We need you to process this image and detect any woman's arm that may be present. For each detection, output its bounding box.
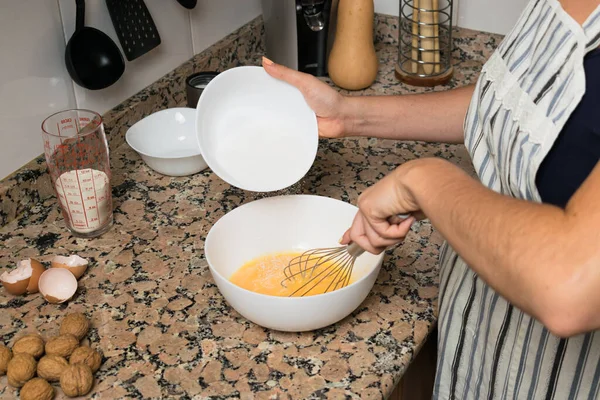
[346,158,600,338]
[262,57,472,144]
[343,85,474,144]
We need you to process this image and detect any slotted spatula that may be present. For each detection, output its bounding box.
[105,0,161,61]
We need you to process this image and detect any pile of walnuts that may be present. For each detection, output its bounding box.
[0,312,103,400]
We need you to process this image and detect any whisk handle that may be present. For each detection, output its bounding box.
[388,213,411,224]
[347,242,365,258]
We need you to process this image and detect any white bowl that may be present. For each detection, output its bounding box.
[196,66,318,192]
[126,107,208,176]
[205,195,384,332]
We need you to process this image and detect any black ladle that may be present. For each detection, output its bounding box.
[176,0,197,9]
[65,0,125,90]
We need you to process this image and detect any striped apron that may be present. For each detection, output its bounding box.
[433,1,600,399]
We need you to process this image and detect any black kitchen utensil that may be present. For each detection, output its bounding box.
[65,0,125,90]
[105,0,161,61]
[176,0,197,9]
[186,71,219,108]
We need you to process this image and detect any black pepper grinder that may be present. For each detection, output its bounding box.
[185,72,219,108]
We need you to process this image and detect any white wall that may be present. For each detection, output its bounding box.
[374,0,530,35]
[454,0,529,35]
[0,0,261,179]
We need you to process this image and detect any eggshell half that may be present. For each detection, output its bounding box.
[51,255,88,280]
[0,259,45,295]
[1,277,28,295]
[27,259,45,293]
[38,268,77,304]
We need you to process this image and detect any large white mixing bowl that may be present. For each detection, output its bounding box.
[205,195,384,332]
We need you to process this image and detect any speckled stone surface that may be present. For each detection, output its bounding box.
[0,15,503,399]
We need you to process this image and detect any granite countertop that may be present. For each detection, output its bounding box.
[0,16,502,399]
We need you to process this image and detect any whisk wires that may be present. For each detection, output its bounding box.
[281,246,357,297]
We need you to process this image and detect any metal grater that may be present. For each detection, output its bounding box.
[105,0,161,61]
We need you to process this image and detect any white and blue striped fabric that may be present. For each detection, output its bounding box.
[433,0,600,398]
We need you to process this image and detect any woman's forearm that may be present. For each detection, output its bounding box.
[402,158,600,337]
[343,84,474,144]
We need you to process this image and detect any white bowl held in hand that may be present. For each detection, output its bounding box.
[196,66,318,192]
[126,107,208,176]
[204,195,384,332]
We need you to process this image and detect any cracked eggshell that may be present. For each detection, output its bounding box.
[51,255,88,280]
[38,268,77,304]
[0,259,45,295]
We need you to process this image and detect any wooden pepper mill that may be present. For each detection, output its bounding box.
[327,0,378,90]
[395,0,454,87]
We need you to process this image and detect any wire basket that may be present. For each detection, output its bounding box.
[395,0,454,86]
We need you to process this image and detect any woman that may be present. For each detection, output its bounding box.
[263,0,600,398]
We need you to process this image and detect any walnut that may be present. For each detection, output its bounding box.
[45,334,78,358]
[60,313,90,341]
[12,334,45,359]
[0,344,12,375]
[37,354,68,382]
[60,364,94,398]
[6,353,36,388]
[69,346,102,373]
[19,378,54,400]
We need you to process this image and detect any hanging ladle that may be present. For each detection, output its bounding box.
[65,0,125,90]
[176,0,197,9]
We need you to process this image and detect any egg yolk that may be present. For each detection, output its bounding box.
[229,251,357,297]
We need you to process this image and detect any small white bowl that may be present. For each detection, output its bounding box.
[196,66,318,192]
[205,195,384,332]
[126,107,208,176]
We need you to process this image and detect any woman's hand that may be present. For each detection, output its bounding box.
[340,160,426,254]
[262,57,349,139]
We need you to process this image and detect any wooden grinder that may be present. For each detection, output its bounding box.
[395,0,454,87]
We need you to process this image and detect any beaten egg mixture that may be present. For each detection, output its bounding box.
[229,251,356,297]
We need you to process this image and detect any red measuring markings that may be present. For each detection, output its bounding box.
[91,171,102,224]
[50,142,97,170]
[54,167,110,232]
[75,169,89,229]
[56,176,75,226]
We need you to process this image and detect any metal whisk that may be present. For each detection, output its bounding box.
[281,214,411,297]
[281,243,365,297]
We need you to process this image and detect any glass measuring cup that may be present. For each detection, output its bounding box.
[41,109,113,238]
